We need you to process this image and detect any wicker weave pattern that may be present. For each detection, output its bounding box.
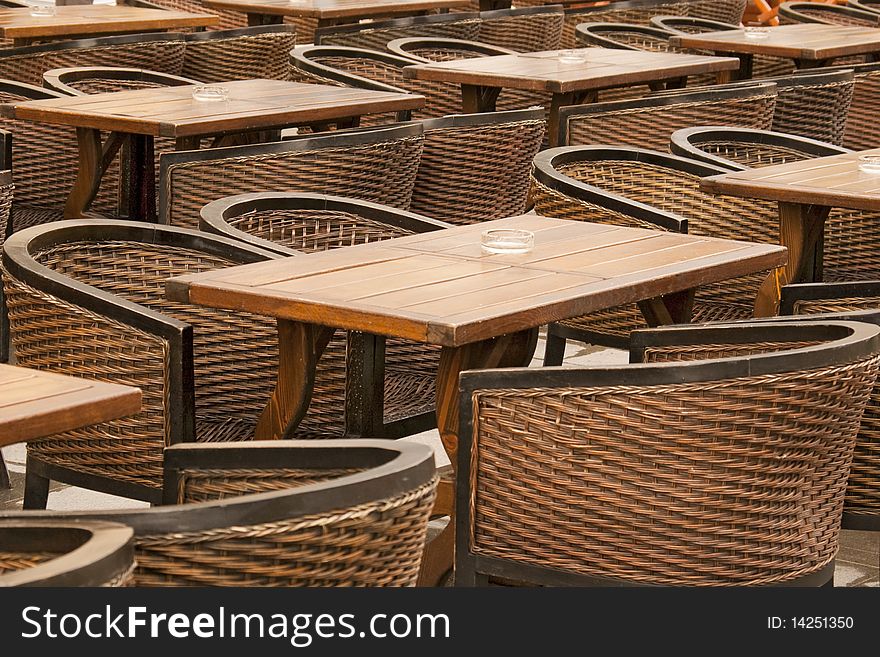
[469,356,879,585]
[694,140,817,168]
[133,0,248,30]
[564,92,776,148]
[0,40,186,86]
[842,69,880,150]
[0,551,57,575]
[177,466,368,502]
[531,179,667,231]
[164,135,424,229]
[411,119,545,225]
[689,0,747,24]
[562,3,691,48]
[318,19,481,50]
[771,79,854,146]
[133,477,438,586]
[182,31,298,82]
[477,12,564,52]
[66,78,172,94]
[0,182,12,249]
[641,340,821,362]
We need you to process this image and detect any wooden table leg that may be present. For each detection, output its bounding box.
[637,288,696,327]
[248,12,282,26]
[754,201,829,317]
[126,134,157,223]
[254,319,336,441]
[417,328,539,587]
[64,127,103,219]
[460,84,501,114]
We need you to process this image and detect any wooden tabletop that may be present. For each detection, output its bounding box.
[201,0,472,19]
[0,363,141,448]
[166,215,787,347]
[402,48,740,94]
[670,23,880,62]
[0,5,218,40]
[702,148,880,211]
[0,79,425,138]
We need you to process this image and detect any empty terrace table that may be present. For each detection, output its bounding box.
[201,0,473,27]
[0,5,219,47]
[0,79,424,222]
[402,48,740,146]
[0,363,141,488]
[670,23,880,79]
[166,213,787,586]
[702,148,880,316]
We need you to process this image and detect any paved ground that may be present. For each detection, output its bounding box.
[2,336,877,586]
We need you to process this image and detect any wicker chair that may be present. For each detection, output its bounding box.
[811,61,880,150]
[0,520,135,587]
[42,66,200,95]
[455,319,880,586]
[477,5,564,52]
[779,282,880,533]
[0,168,12,366]
[562,0,696,48]
[411,109,546,225]
[314,12,482,50]
[530,146,779,354]
[778,1,880,27]
[290,45,463,119]
[575,21,688,51]
[1,440,438,586]
[158,123,425,229]
[182,25,297,82]
[0,220,290,506]
[0,33,187,87]
[557,81,777,149]
[198,191,450,440]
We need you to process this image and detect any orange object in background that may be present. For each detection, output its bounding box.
[745,0,849,26]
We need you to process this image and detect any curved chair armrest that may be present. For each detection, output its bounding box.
[290,45,415,94]
[780,280,880,315]
[43,67,202,96]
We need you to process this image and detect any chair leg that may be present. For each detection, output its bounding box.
[23,458,49,510]
[543,329,566,366]
[0,453,9,489]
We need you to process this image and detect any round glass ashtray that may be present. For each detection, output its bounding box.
[28,4,56,16]
[481,229,535,255]
[557,49,587,64]
[192,85,229,102]
[743,26,771,40]
[858,155,880,174]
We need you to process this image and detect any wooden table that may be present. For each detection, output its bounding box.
[702,148,880,316]
[402,48,740,146]
[201,0,473,27]
[0,5,218,46]
[166,214,787,585]
[670,23,880,79]
[0,79,424,223]
[0,363,141,488]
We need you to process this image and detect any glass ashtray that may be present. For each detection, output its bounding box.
[28,4,56,16]
[557,49,587,64]
[743,26,771,39]
[858,154,880,174]
[192,85,229,102]
[481,229,535,255]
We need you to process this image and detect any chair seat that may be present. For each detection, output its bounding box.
[384,368,436,424]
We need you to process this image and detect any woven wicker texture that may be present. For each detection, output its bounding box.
[176,466,368,502]
[0,550,57,575]
[133,475,438,586]
[688,0,747,24]
[0,181,12,251]
[563,90,776,149]
[317,18,481,50]
[561,2,691,48]
[182,31,298,82]
[468,354,879,585]
[842,68,880,150]
[0,39,186,87]
[477,11,564,51]
[62,77,174,94]
[410,118,545,225]
[164,134,424,229]
[769,77,854,146]
[779,3,880,26]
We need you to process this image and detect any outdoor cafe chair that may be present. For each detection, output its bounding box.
[778,1,880,27]
[42,66,200,95]
[530,145,778,354]
[1,440,438,586]
[181,24,297,82]
[314,11,481,51]
[476,4,564,52]
[455,319,880,586]
[0,520,135,587]
[806,61,880,150]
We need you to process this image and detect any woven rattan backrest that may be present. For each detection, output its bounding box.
[562,0,691,47]
[411,111,546,224]
[315,14,481,50]
[688,0,747,24]
[459,320,880,585]
[576,23,677,51]
[387,37,513,62]
[560,83,777,149]
[182,26,298,82]
[0,34,187,87]
[42,67,200,95]
[763,70,855,146]
[778,1,880,26]
[650,15,739,33]
[838,63,880,150]
[159,125,425,229]
[127,0,247,29]
[477,6,564,52]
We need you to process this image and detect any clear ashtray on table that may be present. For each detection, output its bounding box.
[192,85,230,102]
[481,229,535,255]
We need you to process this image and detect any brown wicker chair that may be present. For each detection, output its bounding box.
[290,44,463,119]
[1,440,438,587]
[411,109,546,225]
[811,61,880,150]
[561,0,694,48]
[158,123,425,229]
[477,5,564,52]
[530,146,779,355]
[198,191,450,440]
[314,12,482,50]
[778,1,880,27]
[42,66,201,95]
[455,319,880,586]
[0,32,187,86]
[557,81,777,148]
[182,25,297,82]
[1,220,288,506]
[0,520,135,587]
[0,167,12,366]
